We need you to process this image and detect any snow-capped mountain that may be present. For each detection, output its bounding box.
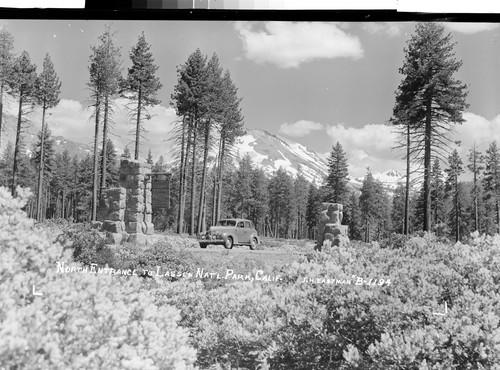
[231,129,328,185]
[0,116,92,159]
[0,115,403,195]
[349,169,405,195]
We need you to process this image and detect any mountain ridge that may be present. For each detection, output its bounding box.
[1,121,403,195]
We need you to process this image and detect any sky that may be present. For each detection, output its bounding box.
[1,19,500,177]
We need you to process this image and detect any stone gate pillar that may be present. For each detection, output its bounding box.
[315,202,349,251]
[120,159,154,241]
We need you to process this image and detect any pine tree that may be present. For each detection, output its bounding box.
[197,54,224,235]
[359,170,390,242]
[146,148,154,165]
[0,140,13,187]
[7,51,37,196]
[122,32,162,160]
[122,146,131,159]
[483,141,500,234]
[467,143,484,232]
[33,128,55,217]
[153,155,166,173]
[235,154,253,218]
[445,149,464,242]
[0,28,14,148]
[306,183,322,240]
[87,28,122,220]
[34,53,61,220]
[326,141,349,203]
[268,167,295,238]
[75,154,94,222]
[213,71,244,225]
[99,139,119,188]
[392,183,406,234]
[96,27,122,194]
[249,167,269,235]
[294,171,310,239]
[344,190,363,240]
[392,23,469,232]
[171,49,208,235]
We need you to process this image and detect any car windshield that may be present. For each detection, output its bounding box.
[217,220,236,227]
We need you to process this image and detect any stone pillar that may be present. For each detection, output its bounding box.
[315,202,349,251]
[144,175,154,234]
[119,159,154,240]
[97,187,127,244]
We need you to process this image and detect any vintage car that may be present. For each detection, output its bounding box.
[199,218,260,250]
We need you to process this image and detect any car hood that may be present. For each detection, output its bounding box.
[208,226,234,233]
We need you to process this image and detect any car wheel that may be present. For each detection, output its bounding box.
[224,236,233,249]
[249,237,258,250]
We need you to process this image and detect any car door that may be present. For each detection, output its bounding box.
[236,221,249,244]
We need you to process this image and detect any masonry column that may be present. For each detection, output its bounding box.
[120,159,154,242]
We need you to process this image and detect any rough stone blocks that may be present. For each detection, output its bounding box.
[102,220,125,233]
[127,233,148,244]
[316,202,349,251]
[144,222,154,235]
[126,221,143,234]
[106,231,126,245]
[127,212,144,223]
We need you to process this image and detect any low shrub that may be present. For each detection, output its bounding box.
[0,186,197,369]
[62,222,116,268]
[112,240,197,280]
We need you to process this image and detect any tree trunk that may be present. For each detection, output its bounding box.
[61,188,65,219]
[211,168,218,226]
[179,119,193,234]
[455,180,459,242]
[197,121,211,234]
[177,116,186,234]
[36,103,47,220]
[473,152,479,232]
[423,97,432,232]
[0,83,4,148]
[100,95,109,192]
[134,87,142,160]
[216,136,226,223]
[91,102,101,221]
[11,94,23,196]
[189,114,198,235]
[404,123,410,235]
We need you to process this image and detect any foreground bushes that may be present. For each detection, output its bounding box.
[145,234,500,369]
[4,185,499,369]
[0,187,196,369]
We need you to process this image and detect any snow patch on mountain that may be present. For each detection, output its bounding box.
[231,129,328,185]
[349,169,405,195]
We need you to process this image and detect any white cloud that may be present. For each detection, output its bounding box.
[279,120,323,137]
[444,23,499,34]
[234,21,363,68]
[325,122,402,177]
[320,112,500,178]
[29,98,179,161]
[451,112,500,158]
[362,22,402,37]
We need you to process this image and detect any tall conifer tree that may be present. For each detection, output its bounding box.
[122,32,162,160]
[445,149,464,242]
[34,53,61,220]
[483,141,500,234]
[467,143,484,232]
[0,29,14,148]
[326,141,349,203]
[392,23,469,232]
[8,51,37,196]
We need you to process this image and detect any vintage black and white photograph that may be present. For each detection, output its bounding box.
[1,15,500,369]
